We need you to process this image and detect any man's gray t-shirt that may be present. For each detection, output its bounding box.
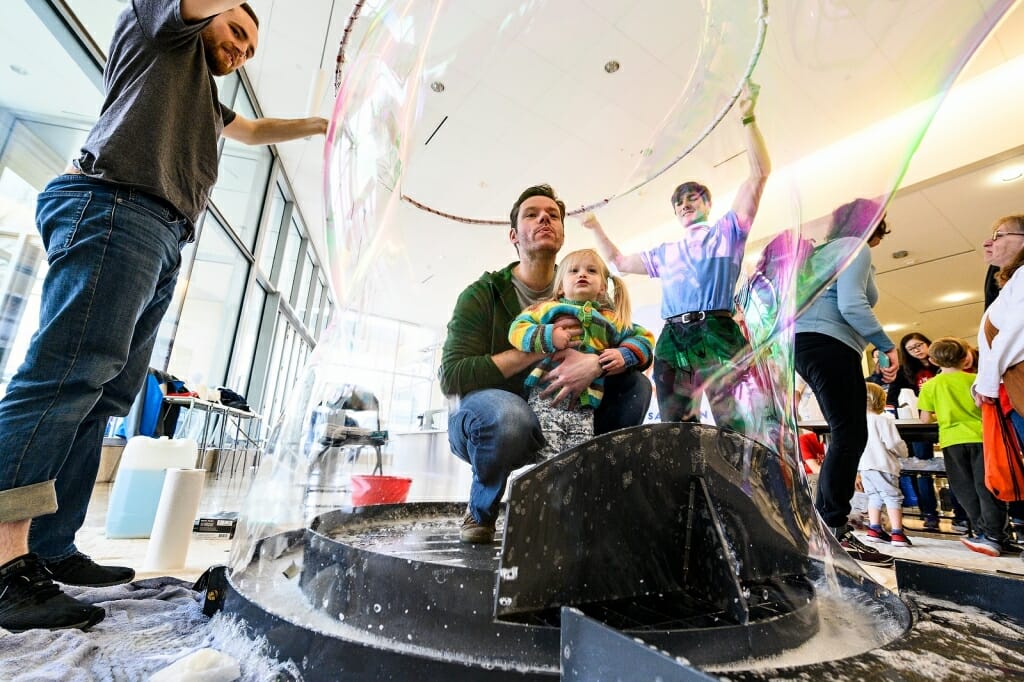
[74,0,236,226]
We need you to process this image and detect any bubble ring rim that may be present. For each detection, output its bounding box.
[331,0,770,225]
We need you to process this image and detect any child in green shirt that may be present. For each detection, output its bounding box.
[918,337,1009,556]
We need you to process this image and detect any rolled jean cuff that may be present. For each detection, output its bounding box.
[0,480,58,522]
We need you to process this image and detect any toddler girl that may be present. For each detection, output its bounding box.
[509,249,654,458]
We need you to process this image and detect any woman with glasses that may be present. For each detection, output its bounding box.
[886,333,948,531]
[975,215,1024,454]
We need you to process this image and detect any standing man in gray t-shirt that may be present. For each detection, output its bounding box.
[0,0,326,632]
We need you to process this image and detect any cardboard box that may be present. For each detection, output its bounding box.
[193,513,238,539]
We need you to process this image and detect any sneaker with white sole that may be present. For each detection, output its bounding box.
[961,535,1001,557]
[890,530,913,547]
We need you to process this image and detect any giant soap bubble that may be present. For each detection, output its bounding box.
[224,0,1016,675]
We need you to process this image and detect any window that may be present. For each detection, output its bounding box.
[309,277,326,333]
[167,214,249,389]
[0,0,101,390]
[295,254,315,318]
[226,283,266,396]
[258,185,287,277]
[209,91,271,250]
[276,217,302,297]
[0,0,351,424]
[62,0,120,56]
[328,310,441,431]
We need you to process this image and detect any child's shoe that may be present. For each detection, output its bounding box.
[864,525,891,544]
[890,530,912,547]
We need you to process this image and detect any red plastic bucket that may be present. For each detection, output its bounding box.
[350,474,412,506]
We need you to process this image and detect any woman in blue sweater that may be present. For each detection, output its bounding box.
[795,199,899,566]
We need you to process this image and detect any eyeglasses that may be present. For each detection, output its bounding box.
[905,342,927,352]
[991,230,1024,241]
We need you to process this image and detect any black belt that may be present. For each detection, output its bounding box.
[666,309,731,324]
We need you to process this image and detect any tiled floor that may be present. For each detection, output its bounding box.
[76,445,1024,589]
[78,441,475,582]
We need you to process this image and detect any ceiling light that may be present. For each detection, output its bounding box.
[430,81,445,93]
[882,323,906,332]
[604,60,620,73]
[999,166,1024,182]
[891,250,908,259]
[939,291,971,303]
[9,64,28,76]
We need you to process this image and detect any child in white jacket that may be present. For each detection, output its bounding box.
[860,382,912,547]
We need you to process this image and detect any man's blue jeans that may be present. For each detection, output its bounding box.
[0,174,189,562]
[448,371,652,524]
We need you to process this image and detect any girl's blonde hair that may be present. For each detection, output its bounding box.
[553,249,632,327]
[865,382,887,414]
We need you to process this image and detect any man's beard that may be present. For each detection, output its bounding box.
[201,31,233,76]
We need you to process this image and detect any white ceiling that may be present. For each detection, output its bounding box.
[242,0,1024,346]
[7,0,1024,347]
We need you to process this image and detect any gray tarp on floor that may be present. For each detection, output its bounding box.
[0,577,298,681]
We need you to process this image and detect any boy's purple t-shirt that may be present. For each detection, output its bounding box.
[640,211,747,319]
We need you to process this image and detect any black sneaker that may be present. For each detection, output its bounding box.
[0,553,105,632]
[831,525,895,567]
[44,552,135,587]
[460,512,496,544]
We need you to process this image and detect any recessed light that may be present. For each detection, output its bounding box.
[939,291,971,303]
[430,81,445,93]
[891,250,908,259]
[999,166,1024,182]
[882,323,906,332]
[604,60,620,74]
[9,64,28,76]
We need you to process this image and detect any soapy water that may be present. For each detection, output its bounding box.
[230,0,1016,664]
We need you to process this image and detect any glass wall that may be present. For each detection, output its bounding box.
[166,213,250,390]
[0,0,451,440]
[258,185,287,276]
[330,311,442,432]
[276,218,303,300]
[208,90,272,252]
[0,1,100,393]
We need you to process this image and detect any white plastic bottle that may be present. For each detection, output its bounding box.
[105,436,198,538]
[897,388,919,420]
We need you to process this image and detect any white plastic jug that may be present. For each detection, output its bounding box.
[896,388,919,420]
[105,436,198,539]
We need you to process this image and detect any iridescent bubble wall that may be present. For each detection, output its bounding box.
[229,0,1014,592]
